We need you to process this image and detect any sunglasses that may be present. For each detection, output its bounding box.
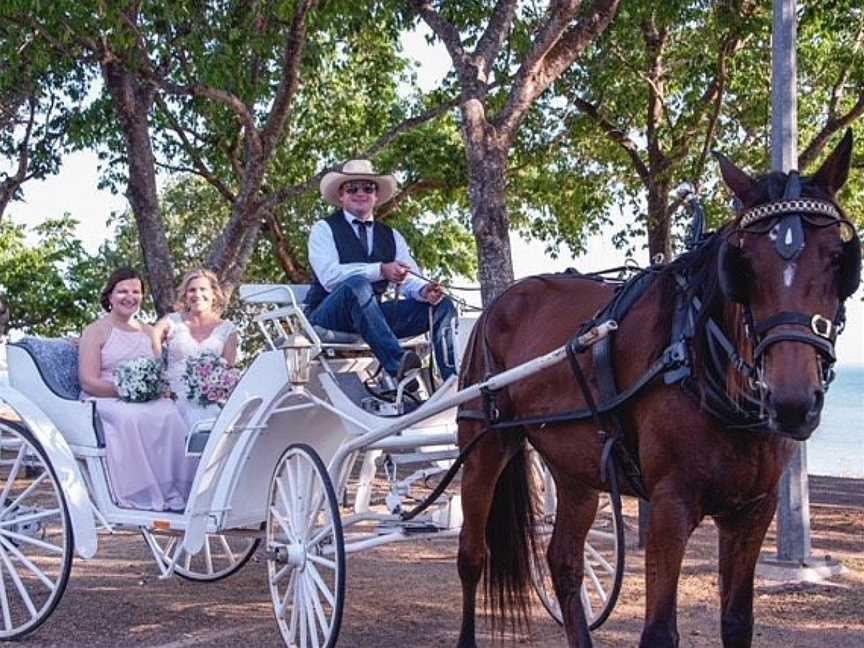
[343,181,378,195]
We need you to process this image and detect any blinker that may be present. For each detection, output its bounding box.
[776,172,805,260]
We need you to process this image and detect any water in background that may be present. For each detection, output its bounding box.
[810,365,864,478]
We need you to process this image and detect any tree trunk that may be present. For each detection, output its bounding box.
[0,297,9,337]
[646,180,672,263]
[462,98,514,305]
[103,60,177,316]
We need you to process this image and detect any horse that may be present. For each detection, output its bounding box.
[454,131,861,648]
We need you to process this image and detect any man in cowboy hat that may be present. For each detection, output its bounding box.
[305,159,457,388]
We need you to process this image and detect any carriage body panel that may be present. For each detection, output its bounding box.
[0,385,98,559]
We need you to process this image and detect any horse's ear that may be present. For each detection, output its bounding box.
[810,129,853,198]
[718,238,749,303]
[713,151,759,205]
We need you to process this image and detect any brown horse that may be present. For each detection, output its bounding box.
[455,132,861,648]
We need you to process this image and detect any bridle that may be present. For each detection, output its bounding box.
[721,171,859,394]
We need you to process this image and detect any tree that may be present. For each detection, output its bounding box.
[409,0,622,302]
[1,1,468,314]
[551,0,864,263]
[0,215,103,335]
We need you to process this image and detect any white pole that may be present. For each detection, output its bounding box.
[771,0,811,564]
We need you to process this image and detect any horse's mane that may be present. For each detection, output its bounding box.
[658,225,755,407]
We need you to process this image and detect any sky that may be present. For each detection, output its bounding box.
[2,27,862,365]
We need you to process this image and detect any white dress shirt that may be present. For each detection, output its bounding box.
[308,210,428,301]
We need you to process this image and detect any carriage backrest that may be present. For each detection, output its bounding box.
[6,337,103,448]
[10,337,81,400]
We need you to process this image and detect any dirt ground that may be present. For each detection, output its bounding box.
[14,476,863,648]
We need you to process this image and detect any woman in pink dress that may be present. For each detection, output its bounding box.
[154,269,240,428]
[79,267,197,511]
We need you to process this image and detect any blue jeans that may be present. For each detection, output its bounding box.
[308,275,458,379]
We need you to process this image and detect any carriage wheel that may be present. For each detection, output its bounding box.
[0,421,73,640]
[266,444,345,648]
[141,527,261,582]
[528,451,624,630]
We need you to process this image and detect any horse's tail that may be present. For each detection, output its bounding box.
[484,442,538,634]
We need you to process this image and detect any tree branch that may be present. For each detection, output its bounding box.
[474,0,519,79]
[570,94,651,183]
[155,94,236,203]
[408,0,470,77]
[260,0,319,157]
[799,91,864,170]
[159,80,261,153]
[259,97,458,213]
[496,0,621,139]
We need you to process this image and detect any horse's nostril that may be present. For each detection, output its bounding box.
[767,388,823,438]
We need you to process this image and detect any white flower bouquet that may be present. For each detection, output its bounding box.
[115,357,168,403]
[182,352,241,407]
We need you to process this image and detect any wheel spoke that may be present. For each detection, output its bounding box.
[307,554,336,571]
[0,536,55,591]
[0,561,13,631]
[0,529,64,554]
[584,560,607,603]
[284,458,301,537]
[218,535,237,565]
[303,573,320,648]
[0,543,37,618]
[276,568,297,617]
[586,528,616,543]
[0,472,48,520]
[581,583,594,619]
[584,542,615,575]
[0,445,26,505]
[306,561,336,608]
[306,522,333,549]
[204,536,214,574]
[270,562,293,586]
[0,508,60,528]
[298,575,308,647]
[269,505,296,544]
[275,476,299,541]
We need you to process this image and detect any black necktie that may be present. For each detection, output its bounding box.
[353,219,373,253]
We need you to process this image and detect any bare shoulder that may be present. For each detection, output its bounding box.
[80,318,112,344]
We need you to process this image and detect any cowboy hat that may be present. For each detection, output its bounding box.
[319,159,398,207]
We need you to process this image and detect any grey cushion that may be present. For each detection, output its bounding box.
[15,337,80,400]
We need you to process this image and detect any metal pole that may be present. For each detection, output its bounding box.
[771,0,812,564]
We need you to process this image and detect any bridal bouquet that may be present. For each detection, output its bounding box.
[182,352,241,407]
[115,358,168,403]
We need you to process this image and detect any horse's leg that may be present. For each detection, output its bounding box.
[640,490,701,648]
[714,494,778,648]
[456,426,515,648]
[548,485,598,648]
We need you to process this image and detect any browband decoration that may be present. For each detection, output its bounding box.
[739,198,842,228]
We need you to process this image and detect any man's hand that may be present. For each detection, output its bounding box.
[421,282,447,305]
[381,261,410,284]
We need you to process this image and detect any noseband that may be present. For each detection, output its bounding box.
[724,172,859,389]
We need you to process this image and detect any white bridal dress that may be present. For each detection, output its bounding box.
[163,312,238,428]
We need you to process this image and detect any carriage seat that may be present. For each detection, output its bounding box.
[6,337,104,448]
[239,283,428,352]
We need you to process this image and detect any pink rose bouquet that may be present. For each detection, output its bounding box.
[181,352,241,407]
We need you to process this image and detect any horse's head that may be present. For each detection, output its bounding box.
[714,131,861,440]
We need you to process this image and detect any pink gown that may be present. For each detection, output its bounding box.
[82,327,198,511]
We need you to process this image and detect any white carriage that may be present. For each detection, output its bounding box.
[0,284,623,646]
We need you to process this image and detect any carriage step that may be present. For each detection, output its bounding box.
[384,450,458,466]
[375,520,443,535]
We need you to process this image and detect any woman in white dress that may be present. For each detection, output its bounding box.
[154,269,240,428]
